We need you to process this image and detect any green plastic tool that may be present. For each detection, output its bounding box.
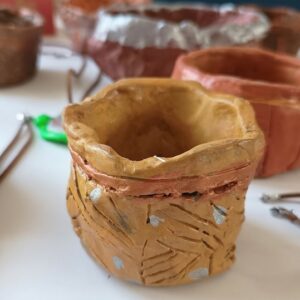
[32,114,67,145]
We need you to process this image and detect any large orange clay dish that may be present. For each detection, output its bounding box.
[63,78,264,286]
[173,47,300,177]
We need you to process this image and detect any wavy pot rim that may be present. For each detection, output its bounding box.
[63,78,264,179]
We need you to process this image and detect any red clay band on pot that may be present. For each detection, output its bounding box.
[63,78,264,286]
[172,47,300,177]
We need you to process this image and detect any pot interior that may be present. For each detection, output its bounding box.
[78,83,245,161]
[190,49,300,86]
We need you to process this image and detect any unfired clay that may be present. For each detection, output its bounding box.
[87,5,268,79]
[259,7,300,56]
[63,79,264,286]
[173,47,300,177]
[0,8,43,86]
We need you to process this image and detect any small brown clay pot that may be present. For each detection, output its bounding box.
[259,7,300,56]
[172,47,300,177]
[87,5,268,80]
[0,8,43,87]
[63,78,264,286]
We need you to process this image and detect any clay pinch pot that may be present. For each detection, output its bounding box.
[0,8,43,86]
[58,0,150,53]
[87,4,269,80]
[172,47,300,177]
[63,78,264,286]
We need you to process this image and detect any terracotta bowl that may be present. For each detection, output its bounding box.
[63,78,264,286]
[87,4,269,80]
[172,47,300,177]
[0,8,43,86]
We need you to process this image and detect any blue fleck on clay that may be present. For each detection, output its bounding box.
[188,268,209,280]
[89,187,102,203]
[213,205,227,225]
[149,215,164,227]
[112,256,124,270]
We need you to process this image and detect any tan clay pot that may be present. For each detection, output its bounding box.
[0,8,43,86]
[63,78,264,286]
[173,47,300,178]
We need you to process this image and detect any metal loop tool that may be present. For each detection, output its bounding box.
[0,114,32,183]
[42,43,103,103]
[260,192,300,227]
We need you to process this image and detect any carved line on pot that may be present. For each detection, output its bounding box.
[68,163,245,285]
[169,203,219,230]
[70,175,126,251]
[166,225,219,252]
[146,252,203,285]
[71,166,135,254]
[213,235,224,247]
[92,203,134,247]
[225,245,236,259]
[143,262,181,281]
[141,252,178,273]
[73,164,234,255]
[166,227,202,243]
[157,240,200,255]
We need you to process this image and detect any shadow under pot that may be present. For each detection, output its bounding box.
[0,8,43,86]
[63,78,264,286]
[172,47,300,177]
[87,4,269,80]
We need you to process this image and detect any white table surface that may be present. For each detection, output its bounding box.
[0,49,300,300]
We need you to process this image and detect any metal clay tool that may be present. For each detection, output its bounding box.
[0,114,33,182]
[261,193,300,204]
[41,43,103,103]
[260,192,300,226]
[270,207,300,227]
